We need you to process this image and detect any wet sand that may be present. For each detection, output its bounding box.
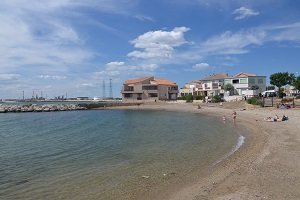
[109,102,300,200]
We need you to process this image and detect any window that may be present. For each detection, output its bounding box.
[124,93,132,98]
[224,80,231,85]
[149,93,158,97]
[142,86,158,90]
[248,78,255,84]
[232,79,239,84]
[240,78,247,84]
[258,79,263,84]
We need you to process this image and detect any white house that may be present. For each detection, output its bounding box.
[224,72,266,96]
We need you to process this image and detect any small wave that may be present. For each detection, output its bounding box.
[232,135,245,154]
[214,135,245,165]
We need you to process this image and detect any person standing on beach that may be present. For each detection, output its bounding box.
[232,111,237,124]
[222,115,226,124]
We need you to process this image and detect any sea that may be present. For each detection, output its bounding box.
[0,109,244,200]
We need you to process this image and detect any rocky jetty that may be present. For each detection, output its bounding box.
[0,104,87,113]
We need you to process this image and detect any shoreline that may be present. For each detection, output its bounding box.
[109,102,300,199]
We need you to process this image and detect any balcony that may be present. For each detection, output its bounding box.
[121,88,143,94]
[147,90,158,93]
[168,90,178,93]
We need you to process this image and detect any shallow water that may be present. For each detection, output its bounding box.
[0,110,241,199]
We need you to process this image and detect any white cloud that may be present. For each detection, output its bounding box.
[200,30,266,55]
[192,63,211,70]
[232,7,259,20]
[142,64,159,71]
[38,75,67,80]
[93,61,160,80]
[135,15,155,22]
[76,83,96,88]
[0,74,21,81]
[128,27,190,59]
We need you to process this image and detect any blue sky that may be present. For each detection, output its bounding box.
[1,0,300,99]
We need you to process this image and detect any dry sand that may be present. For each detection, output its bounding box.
[109,102,300,200]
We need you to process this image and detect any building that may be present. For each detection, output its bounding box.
[179,73,229,97]
[180,72,266,97]
[121,76,178,101]
[224,72,266,96]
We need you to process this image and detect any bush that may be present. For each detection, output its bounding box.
[177,96,186,100]
[185,94,193,103]
[194,95,204,100]
[212,95,222,103]
[296,95,300,99]
[282,98,293,103]
[278,92,286,98]
[247,97,263,106]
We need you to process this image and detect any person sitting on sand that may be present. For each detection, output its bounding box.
[282,115,289,121]
[264,117,276,122]
[264,115,288,122]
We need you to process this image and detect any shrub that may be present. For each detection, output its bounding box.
[278,92,286,98]
[296,95,300,99]
[194,95,204,100]
[177,96,186,100]
[212,95,222,103]
[282,98,293,103]
[185,94,193,103]
[247,97,263,106]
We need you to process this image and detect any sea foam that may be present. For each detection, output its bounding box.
[214,135,245,165]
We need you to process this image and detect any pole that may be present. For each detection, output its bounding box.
[271,96,273,107]
[102,80,106,99]
[109,78,113,99]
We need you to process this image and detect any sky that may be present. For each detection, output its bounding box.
[0,0,300,99]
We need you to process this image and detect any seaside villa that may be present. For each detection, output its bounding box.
[179,72,266,97]
[121,77,178,102]
[179,73,229,97]
[224,72,266,96]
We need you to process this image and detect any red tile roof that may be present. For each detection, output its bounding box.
[124,77,153,84]
[151,79,177,86]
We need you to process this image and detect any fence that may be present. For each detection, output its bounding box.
[262,97,300,108]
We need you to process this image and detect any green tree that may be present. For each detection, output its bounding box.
[293,76,300,91]
[270,72,295,98]
[270,72,294,89]
[224,83,234,95]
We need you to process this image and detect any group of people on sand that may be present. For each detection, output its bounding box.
[264,115,288,122]
[277,103,291,109]
[222,111,237,124]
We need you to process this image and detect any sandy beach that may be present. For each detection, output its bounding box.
[110,102,300,200]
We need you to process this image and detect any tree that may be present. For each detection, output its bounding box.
[270,72,294,90]
[293,76,300,91]
[224,83,234,95]
[270,72,295,98]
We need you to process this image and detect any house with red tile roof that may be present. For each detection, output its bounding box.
[121,76,178,101]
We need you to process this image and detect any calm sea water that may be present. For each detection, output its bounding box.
[0,110,241,200]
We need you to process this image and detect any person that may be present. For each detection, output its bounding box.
[232,111,237,123]
[264,117,275,122]
[282,115,289,121]
[222,115,226,123]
